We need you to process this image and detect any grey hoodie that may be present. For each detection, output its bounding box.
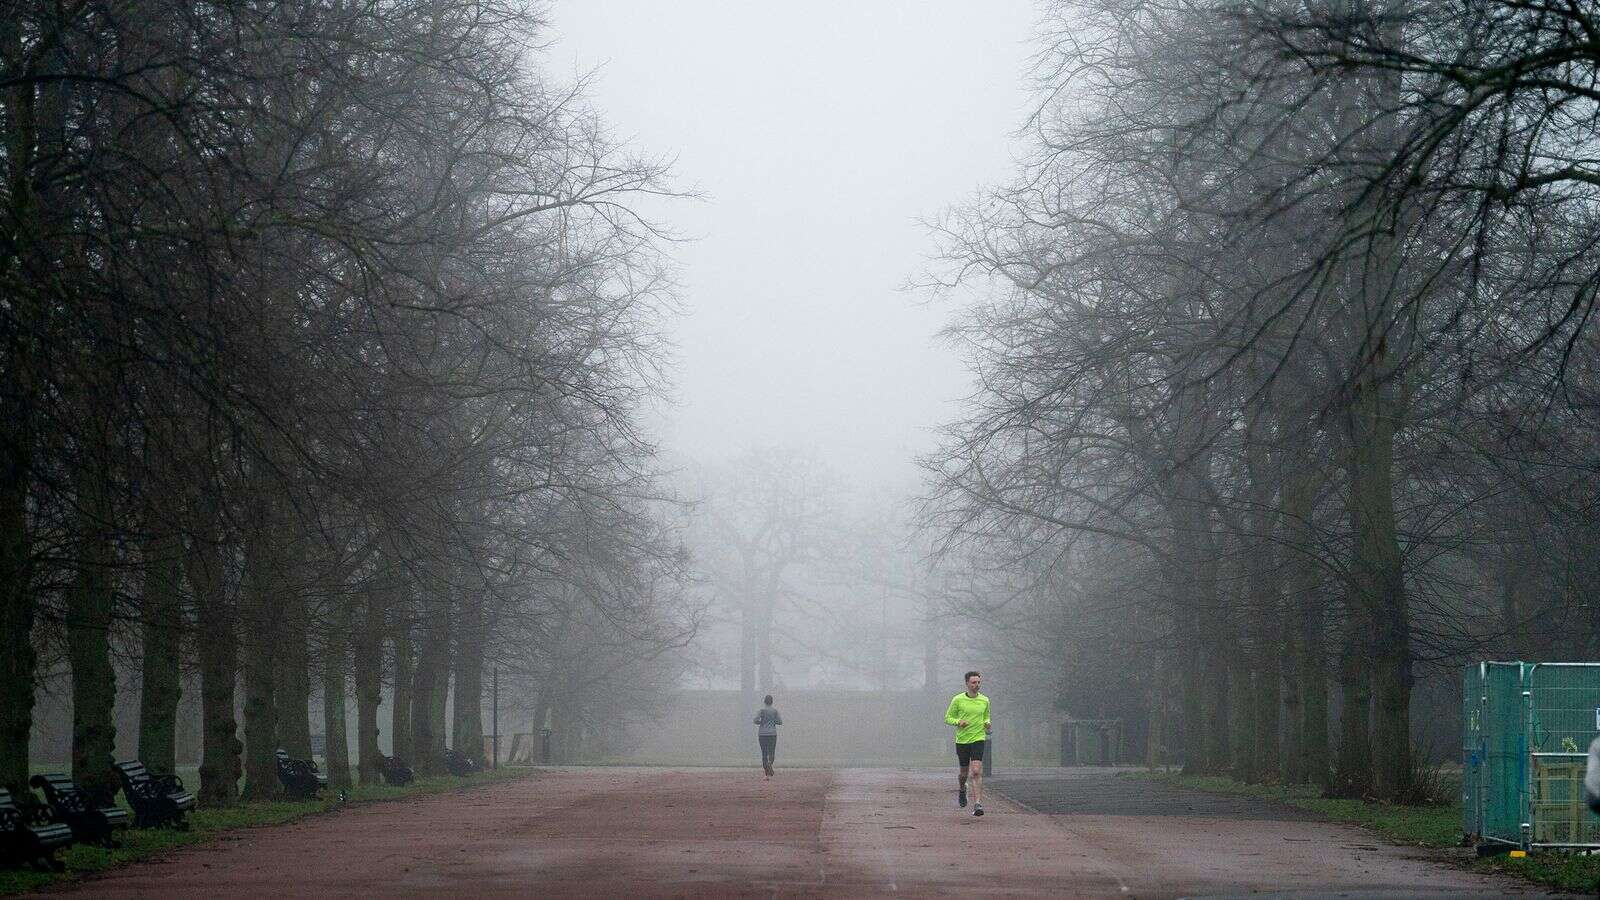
[754,706,782,736]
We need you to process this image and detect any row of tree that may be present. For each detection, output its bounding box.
[923,0,1600,800]
[2,0,692,803]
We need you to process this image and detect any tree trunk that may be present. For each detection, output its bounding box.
[240,521,281,801]
[1167,474,1226,776]
[530,688,552,762]
[391,600,415,762]
[1148,654,1168,767]
[738,550,757,722]
[1280,445,1329,787]
[275,585,313,759]
[1333,606,1373,797]
[1301,589,1330,791]
[1167,543,1206,773]
[354,590,385,784]
[1253,615,1282,782]
[0,416,36,795]
[1197,552,1230,773]
[137,520,184,776]
[1247,425,1282,781]
[1280,602,1303,783]
[189,515,240,806]
[1226,586,1256,780]
[428,664,448,757]
[1498,535,1532,660]
[410,571,452,774]
[1278,463,1307,784]
[758,570,777,692]
[0,0,54,800]
[68,461,119,801]
[1345,372,1411,799]
[321,592,352,788]
[452,589,485,765]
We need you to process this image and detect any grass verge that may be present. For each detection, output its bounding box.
[1141,771,1600,893]
[0,766,533,896]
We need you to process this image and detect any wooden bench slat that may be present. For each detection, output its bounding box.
[113,760,195,830]
[0,787,73,869]
[31,773,130,847]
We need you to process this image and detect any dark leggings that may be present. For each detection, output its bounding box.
[758,734,777,767]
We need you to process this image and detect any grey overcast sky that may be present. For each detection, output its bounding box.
[550,2,1037,486]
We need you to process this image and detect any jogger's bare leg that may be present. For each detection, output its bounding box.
[970,764,982,806]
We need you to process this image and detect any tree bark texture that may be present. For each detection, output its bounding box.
[738,548,757,721]
[1333,606,1373,797]
[354,590,385,784]
[758,570,777,693]
[1280,448,1329,787]
[137,523,184,776]
[391,599,415,762]
[0,417,35,795]
[1225,585,1256,780]
[451,588,485,764]
[68,461,119,801]
[240,521,282,801]
[1345,371,1411,799]
[188,517,239,806]
[1246,423,1282,781]
[274,584,313,759]
[410,571,452,773]
[322,593,352,788]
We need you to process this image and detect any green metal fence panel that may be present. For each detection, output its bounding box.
[1526,663,1600,847]
[1462,663,1483,841]
[1487,662,1526,845]
[1463,661,1600,850]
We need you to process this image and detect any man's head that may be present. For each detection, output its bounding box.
[964,671,981,694]
[764,694,774,706]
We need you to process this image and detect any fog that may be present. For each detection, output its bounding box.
[552,1,1035,486]
[15,0,1600,815]
[541,7,1042,759]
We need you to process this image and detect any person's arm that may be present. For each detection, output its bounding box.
[945,696,963,727]
[754,713,762,725]
[774,711,782,726]
[984,700,992,734]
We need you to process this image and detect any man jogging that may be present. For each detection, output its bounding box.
[754,694,782,777]
[945,670,991,816]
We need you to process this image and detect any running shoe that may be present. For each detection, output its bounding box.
[973,804,984,817]
[958,785,967,808]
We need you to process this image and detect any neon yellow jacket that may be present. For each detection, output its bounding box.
[945,692,991,744]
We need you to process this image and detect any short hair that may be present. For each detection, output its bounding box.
[764,694,774,705]
[964,670,980,682]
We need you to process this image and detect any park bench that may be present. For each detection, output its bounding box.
[113,760,195,829]
[442,748,479,777]
[275,749,327,800]
[28,773,130,848]
[0,789,71,871]
[381,755,415,787]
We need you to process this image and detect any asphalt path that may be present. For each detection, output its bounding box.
[31,766,1555,898]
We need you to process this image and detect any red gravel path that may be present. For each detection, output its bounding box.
[30,767,1549,898]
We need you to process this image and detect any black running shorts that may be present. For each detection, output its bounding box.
[956,740,986,766]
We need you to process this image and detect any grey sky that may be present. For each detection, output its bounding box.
[551,2,1037,486]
